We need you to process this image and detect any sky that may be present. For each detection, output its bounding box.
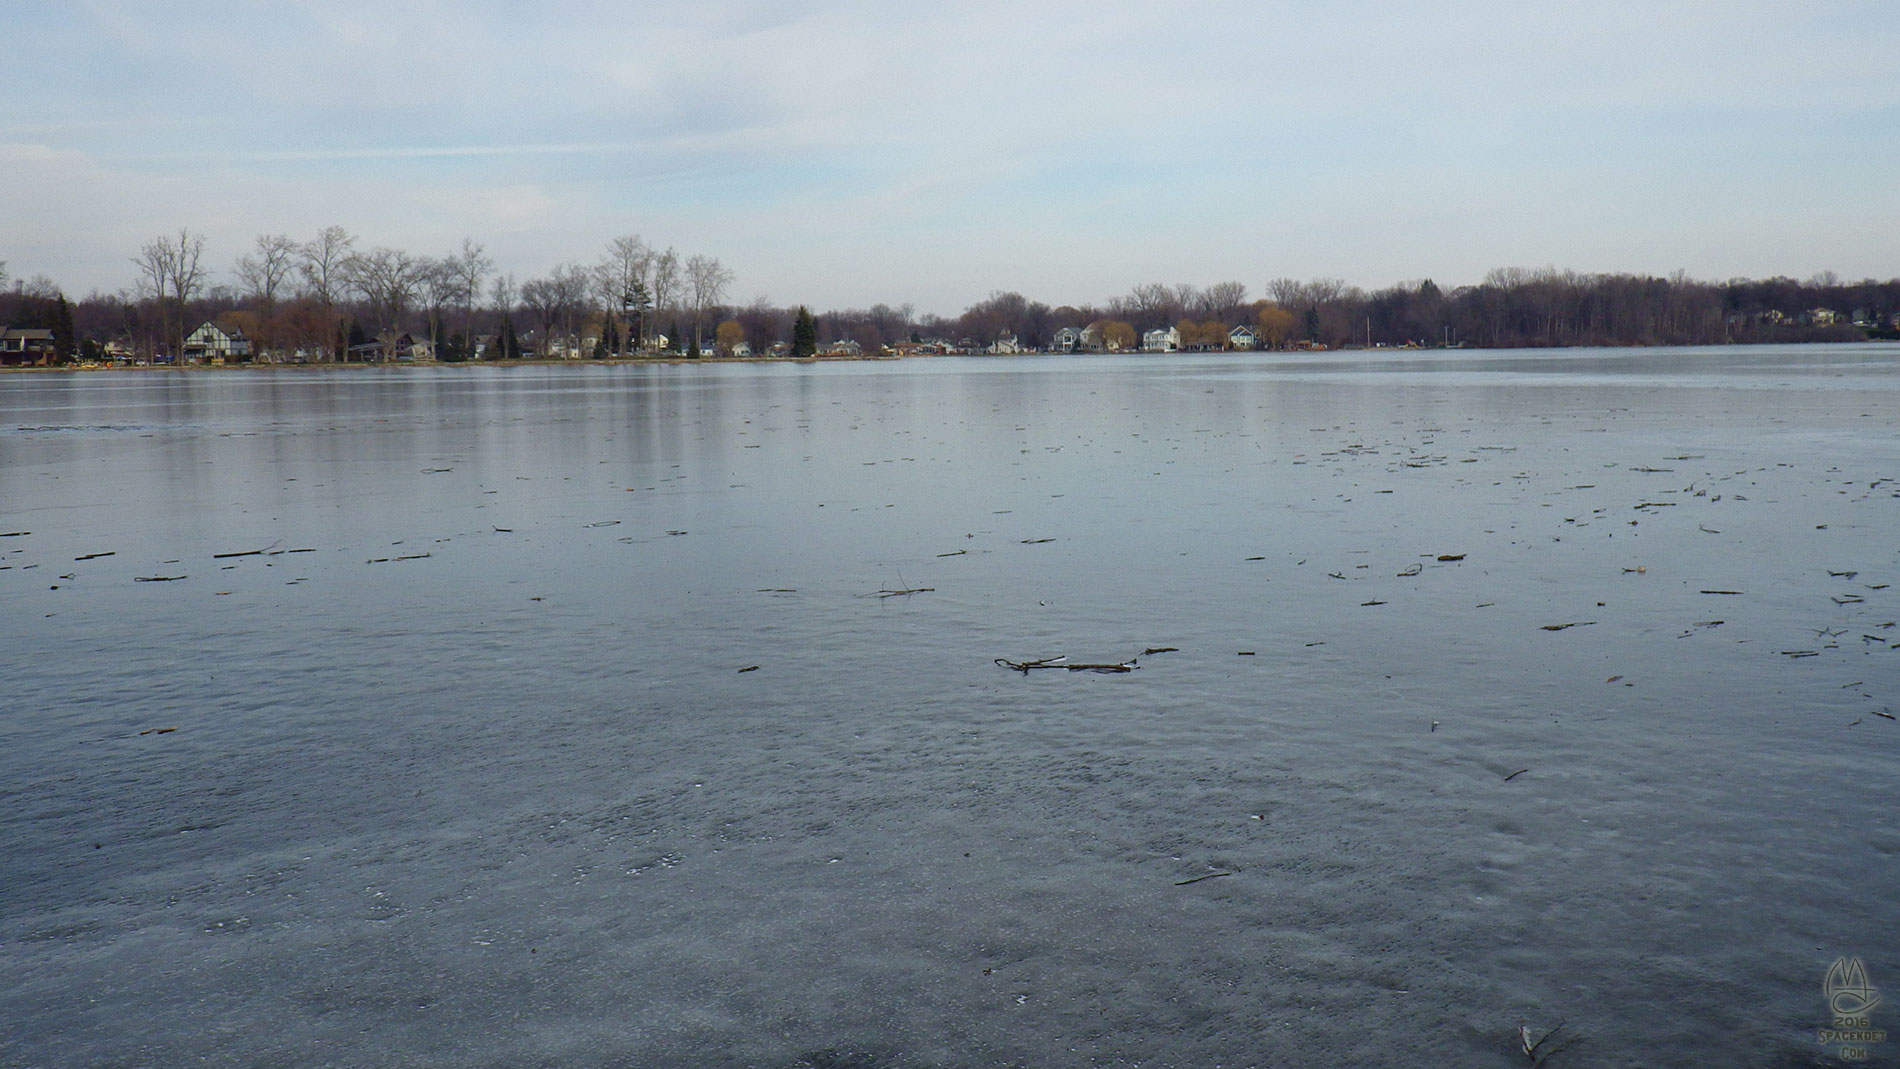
[3,0,1898,315]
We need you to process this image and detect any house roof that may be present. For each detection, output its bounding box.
[3,328,55,341]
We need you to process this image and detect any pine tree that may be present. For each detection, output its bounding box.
[792,307,817,358]
[53,295,76,363]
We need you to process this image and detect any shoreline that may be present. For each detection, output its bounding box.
[0,353,909,373]
[2,337,1894,374]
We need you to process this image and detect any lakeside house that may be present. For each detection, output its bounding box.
[1,328,57,366]
[1228,325,1258,350]
[183,320,251,363]
[1141,326,1181,353]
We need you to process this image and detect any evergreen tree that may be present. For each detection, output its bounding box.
[792,306,818,358]
[53,295,75,363]
[669,319,683,355]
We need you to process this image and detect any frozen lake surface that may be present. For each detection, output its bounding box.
[3,346,1897,1067]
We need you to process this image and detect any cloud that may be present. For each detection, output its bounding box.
[7,0,1898,308]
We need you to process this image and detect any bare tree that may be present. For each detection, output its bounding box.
[488,273,518,357]
[299,226,355,307]
[685,254,734,355]
[131,228,208,361]
[343,247,426,341]
[448,239,492,345]
[234,234,300,311]
[520,276,564,354]
[1116,282,1186,331]
[649,247,680,324]
[1196,281,1249,321]
[418,257,462,355]
[299,226,355,359]
[551,263,594,354]
[868,302,914,343]
[596,235,651,351]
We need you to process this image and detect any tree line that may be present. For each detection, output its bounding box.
[904,271,1898,354]
[1,230,737,364]
[2,241,1896,366]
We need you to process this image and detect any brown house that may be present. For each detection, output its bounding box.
[0,328,57,366]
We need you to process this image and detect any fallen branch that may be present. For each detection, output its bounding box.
[1520,1020,1573,1065]
[134,575,186,582]
[995,656,1138,674]
[861,586,934,598]
[1174,872,1232,886]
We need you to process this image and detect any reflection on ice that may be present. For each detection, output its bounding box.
[2,346,1898,1066]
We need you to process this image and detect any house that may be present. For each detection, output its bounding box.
[821,339,863,357]
[1228,325,1258,350]
[1051,326,1087,353]
[728,340,753,357]
[183,320,251,363]
[987,334,1021,355]
[1141,326,1180,353]
[362,331,435,361]
[0,328,57,365]
[1808,308,1840,326]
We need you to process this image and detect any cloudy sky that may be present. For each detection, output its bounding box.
[4,0,1897,313]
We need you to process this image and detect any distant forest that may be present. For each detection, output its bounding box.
[2,231,1896,365]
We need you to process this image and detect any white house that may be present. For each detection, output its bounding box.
[988,334,1022,355]
[1051,326,1086,352]
[183,321,251,363]
[1228,325,1258,350]
[1141,326,1180,353]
